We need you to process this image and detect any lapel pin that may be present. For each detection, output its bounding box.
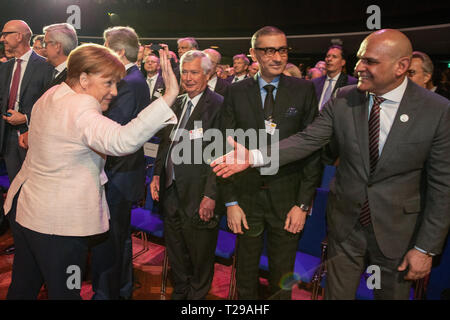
[400,114,409,122]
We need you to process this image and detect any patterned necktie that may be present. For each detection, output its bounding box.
[8,59,22,110]
[147,78,154,97]
[165,100,193,188]
[359,95,386,226]
[52,68,58,80]
[263,84,275,121]
[320,78,333,110]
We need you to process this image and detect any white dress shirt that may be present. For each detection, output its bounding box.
[207,75,218,92]
[54,60,67,78]
[318,72,341,109]
[147,73,159,97]
[251,77,409,166]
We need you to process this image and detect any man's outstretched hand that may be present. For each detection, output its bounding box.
[211,136,253,178]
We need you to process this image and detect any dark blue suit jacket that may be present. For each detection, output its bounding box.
[103,65,151,204]
[0,51,53,151]
[312,72,358,102]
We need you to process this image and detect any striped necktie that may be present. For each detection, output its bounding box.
[359,95,385,226]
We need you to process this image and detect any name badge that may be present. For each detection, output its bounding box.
[189,127,203,140]
[265,120,277,135]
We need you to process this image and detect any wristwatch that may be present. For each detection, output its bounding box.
[298,204,310,212]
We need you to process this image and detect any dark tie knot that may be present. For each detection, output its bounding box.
[373,95,386,106]
[264,84,275,94]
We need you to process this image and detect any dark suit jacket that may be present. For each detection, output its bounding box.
[312,73,358,102]
[214,77,230,97]
[0,51,53,151]
[226,74,248,84]
[150,73,165,102]
[273,79,450,258]
[154,88,224,218]
[220,74,322,219]
[44,68,67,92]
[103,65,150,204]
[313,73,357,164]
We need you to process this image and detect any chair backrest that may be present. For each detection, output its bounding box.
[320,165,336,190]
[297,188,329,258]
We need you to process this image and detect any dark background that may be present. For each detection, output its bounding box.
[1,0,450,70]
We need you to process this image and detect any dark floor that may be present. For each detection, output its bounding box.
[0,228,314,300]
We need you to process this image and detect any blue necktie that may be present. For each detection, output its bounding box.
[320,78,334,110]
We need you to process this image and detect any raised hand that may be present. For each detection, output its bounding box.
[159,47,179,107]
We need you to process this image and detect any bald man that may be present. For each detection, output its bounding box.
[212,29,450,300]
[0,20,53,182]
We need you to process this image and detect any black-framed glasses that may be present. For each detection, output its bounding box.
[42,40,56,48]
[0,31,19,38]
[254,46,290,56]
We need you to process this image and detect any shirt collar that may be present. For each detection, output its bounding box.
[257,72,280,89]
[124,62,135,71]
[55,60,67,73]
[147,73,158,82]
[327,72,341,81]
[187,91,204,108]
[374,77,408,103]
[18,48,33,62]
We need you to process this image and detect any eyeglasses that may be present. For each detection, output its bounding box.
[0,31,19,38]
[42,40,56,48]
[254,46,290,56]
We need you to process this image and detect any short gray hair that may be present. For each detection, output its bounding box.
[251,26,285,49]
[233,53,250,65]
[32,34,44,44]
[43,23,78,56]
[412,51,434,75]
[103,26,140,63]
[180,50,212,75]
[177,37,198,50]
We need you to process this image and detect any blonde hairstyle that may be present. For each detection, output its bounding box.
[66,43,125,87]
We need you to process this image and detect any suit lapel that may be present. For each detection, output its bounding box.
[152,74,164,97]
[19,51,38,99]
[333,73,346,94]
[374,81,419,174]
[247,76,265,129]
[316,76,326,99]
[2,60,14,107]
[272,74,291,122]
[352,91,371,177]
[186,89,210,129]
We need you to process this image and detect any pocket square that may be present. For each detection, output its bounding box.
[285,107,298,117]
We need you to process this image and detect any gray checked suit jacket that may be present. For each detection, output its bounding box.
[264,79,450,259]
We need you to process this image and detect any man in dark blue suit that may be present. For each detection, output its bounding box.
[0,20,52,246]
[90,26,150,300]
[312,45,357,111]
[0,20,53,183]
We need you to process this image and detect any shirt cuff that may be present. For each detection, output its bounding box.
[414,246,435,256]
[225,201,238,207]
[250,149,264,167]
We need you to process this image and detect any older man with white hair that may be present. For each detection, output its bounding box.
[150,50,224,300]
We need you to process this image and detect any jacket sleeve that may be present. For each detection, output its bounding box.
[295,82,323,206]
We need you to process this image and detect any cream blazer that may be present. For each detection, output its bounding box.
[4,83,176,236]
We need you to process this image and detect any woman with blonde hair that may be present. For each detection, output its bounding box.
[4,43,179,299]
